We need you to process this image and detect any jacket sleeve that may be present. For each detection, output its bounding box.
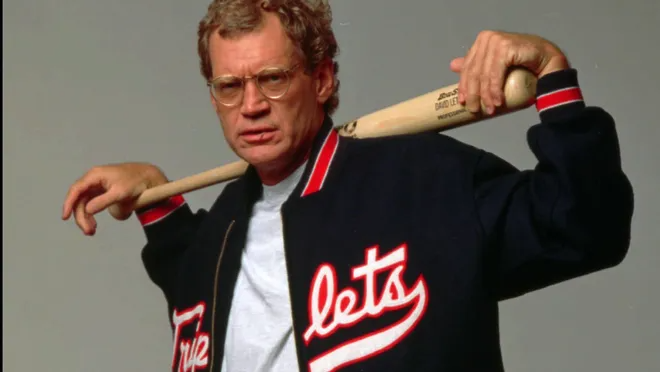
[136,195,207,310]
[472,68,635,301]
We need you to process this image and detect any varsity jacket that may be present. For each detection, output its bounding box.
[137,68,634,372]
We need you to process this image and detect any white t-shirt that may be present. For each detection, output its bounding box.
[221,164,305,372]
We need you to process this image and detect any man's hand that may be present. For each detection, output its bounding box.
[450,30,570,115]
[62,162,169,235]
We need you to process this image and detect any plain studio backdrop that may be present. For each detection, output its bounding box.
[3,0,659,371]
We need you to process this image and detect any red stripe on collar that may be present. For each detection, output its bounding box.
[301,129,339,197]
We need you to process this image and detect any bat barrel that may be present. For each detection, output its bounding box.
[338,67,537,139]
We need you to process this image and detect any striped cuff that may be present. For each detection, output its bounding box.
[136,194,187,226]
[535,68,586,123]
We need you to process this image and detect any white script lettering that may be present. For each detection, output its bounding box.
[303,243,428,371]
[171,302,209,372]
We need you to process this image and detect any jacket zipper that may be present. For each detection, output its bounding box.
[209,219,235,372]
[280,211,303,372]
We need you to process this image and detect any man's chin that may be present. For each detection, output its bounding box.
[238,146,283,167]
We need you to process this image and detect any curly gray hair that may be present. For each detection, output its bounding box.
[197,0,340,115]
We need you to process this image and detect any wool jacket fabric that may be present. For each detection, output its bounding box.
[137,68,634,372]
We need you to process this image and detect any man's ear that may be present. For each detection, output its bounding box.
[314,57,335,105]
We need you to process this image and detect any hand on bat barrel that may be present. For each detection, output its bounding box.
[450,30,570,115]
[61,162,168,235]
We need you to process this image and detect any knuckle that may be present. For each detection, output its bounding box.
[68,184,84,199]
[88,166,102,175]
[489,31,503,41]
[478,30,494,39]
[83,169,100,182]
[89,165,112,178]
[499,38,513,49]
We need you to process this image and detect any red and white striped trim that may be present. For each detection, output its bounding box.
[301,129,339,197]
[536,86,584,113]
[137,194,186,226]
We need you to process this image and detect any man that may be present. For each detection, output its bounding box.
[62,0,634,371]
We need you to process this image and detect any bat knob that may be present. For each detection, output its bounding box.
[502,67,538,109]
[108,203,133,221]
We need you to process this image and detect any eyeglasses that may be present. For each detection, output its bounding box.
[207,64,301,107]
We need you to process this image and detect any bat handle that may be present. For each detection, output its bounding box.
[108,160,249,217]
[136,160,248,208]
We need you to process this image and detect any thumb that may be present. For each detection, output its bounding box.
[450,57,465,73]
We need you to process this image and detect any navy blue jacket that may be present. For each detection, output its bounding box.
[137,68,634,372]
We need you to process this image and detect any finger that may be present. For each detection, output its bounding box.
[62,172,102,219]
[85,186,125,215]
[450,57,465,73]
[63,182,83,220]
[458,46,476,105]
[480,37,501,114]
[74,194,97,235]
[465,35,490,113]
[489,52,509,109]
[488,36,513,109]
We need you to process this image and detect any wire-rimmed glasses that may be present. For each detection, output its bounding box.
[207,64,300,107]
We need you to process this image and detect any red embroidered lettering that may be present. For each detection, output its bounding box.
[304,243,428,371]
[171,302,209,372]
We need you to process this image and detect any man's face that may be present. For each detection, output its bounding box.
[207,12,334,182]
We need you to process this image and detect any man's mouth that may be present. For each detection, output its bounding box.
[240,127,277,144]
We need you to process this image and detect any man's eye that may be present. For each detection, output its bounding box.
[219,81,241,90]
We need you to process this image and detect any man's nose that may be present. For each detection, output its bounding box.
[240,80,270,117]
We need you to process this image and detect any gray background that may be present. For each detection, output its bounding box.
[3,0,658,371]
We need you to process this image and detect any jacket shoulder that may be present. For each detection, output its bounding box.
[339,130,486,170]
[204,177,247,216]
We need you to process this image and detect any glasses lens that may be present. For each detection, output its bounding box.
[257,68,290,98]
[213,78,243,104]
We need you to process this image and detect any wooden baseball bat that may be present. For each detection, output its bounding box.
[129,67,537,211]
